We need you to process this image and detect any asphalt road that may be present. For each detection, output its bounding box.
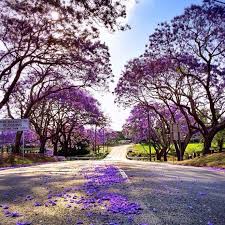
[0,145,225,225]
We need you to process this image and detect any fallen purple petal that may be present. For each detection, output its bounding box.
[2,205,9,209]
[16,221,32,225]
[34,202,42,207]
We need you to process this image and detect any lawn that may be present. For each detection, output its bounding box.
[131,143,204,157]
[131,143,225,167]
[132,142,224,156]
[130,144,155,157]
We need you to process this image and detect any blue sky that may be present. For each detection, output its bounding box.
[94,0,202,131]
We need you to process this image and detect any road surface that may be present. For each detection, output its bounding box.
[103,144,129,161]
[0,145,225,225]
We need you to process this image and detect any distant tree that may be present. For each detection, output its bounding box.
[29,88,104,155]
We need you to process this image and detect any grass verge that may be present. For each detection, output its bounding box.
[0,153,56,168]
[172,152,225,169]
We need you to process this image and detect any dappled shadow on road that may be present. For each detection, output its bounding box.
[1,161,225,225]
[118,163,225,225]
[0,172,84,201]
[0,170,86,225]
[0,164,152,225]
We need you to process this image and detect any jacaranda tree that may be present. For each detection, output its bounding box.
[116,0,225,155]
[0,0,128,109]
[30,88,105,155]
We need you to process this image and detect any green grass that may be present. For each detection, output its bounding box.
[129,144,155,157]
[184,143,203,154]
[134,144,155,152]
[173,152,225,169]
[133,143,208,156]
[132,143,204,157]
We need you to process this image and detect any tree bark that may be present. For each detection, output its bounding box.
[203,134,215,155]
[14,131,23,153]
[218,139,224,152]
[163,151,168,162]
[174,141,181,161]
[156,153,162,161]
[155,148,163,161]
[62,141,68,157]
[39,137,47,154]
[53,141,58,156]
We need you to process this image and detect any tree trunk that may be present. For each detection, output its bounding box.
[13,131,23,153]
[97,145,100,154]
[155,148,163,161]
[163,151,167,162]
[180,142,185,161]
[218,139,223,152]
[39,138,47,154]
[53,141,58,156]
[174,141,181,161]
[203,134,214,155]
[156,153,162,161]
[63,141,68,157]
[9,153,15,165]
[148,143,152,161]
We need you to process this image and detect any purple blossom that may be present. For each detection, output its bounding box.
[152,208,157,212]
[16,222,32,225]
[2,205,9,209]
[10,211,21,217]
[198,191,207,196]
[34,202,42,207]
[3,210,11,217]
[81,166,143,216]
[45,200,57,206]
[25,195,33,201]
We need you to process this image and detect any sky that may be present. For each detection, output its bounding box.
[94,0,202,131]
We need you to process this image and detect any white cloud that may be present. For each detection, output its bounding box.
[125,0,137,20]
